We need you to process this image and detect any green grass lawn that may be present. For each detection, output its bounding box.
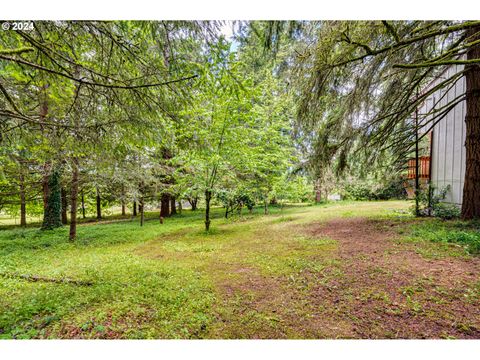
[1,200,479,339]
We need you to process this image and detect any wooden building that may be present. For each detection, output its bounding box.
[415,64,466,205]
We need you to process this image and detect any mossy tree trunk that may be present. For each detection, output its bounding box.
[19,172,26,227]
[61,187,68,224]
[69,73,81,241]
[69,158,79,241]
[41,168,63,230]
[42,164,50,210]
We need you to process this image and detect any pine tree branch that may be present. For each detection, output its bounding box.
[0,54,198,89]
[334,21,480,67]
[0,47,34,55]
[0,81,23,114]
[393,58,480,69]
[340,31,374,55]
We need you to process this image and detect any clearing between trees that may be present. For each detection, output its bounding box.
[0,201,479,339]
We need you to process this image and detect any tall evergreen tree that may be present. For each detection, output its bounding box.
[41,168,63,230]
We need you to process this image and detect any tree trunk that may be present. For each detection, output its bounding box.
[61,187,68,224]
[225,205,229,219]
[205,190,212,231]
[133,199,137,216]
[140,197,144,226]
[170,196,177,215]
[461,26,480,220]
[96,187,101,220]
[41,168,63,230]
[42,164,50,210]
[264,198,268,215]
[69,158,79,241]
[121,185,126,216]
[81,191,86,219]
[69,71,81,240]
[315,179,322,203]
[178,200,182,214]
[160,193,170,218]
[40,87,49,211]
[189,197,198,211]
[19,172,26,227]
[159,201,164,223]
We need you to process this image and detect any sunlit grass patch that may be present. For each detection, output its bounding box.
[163,240,223,253]
[0,248,216,339]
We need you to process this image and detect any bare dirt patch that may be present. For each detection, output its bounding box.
[302,217,480,338]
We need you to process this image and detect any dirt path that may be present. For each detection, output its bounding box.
[210,217,480,339]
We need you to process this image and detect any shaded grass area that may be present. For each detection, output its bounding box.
[1,200,478,339]
[0,204,311,339]
[0,211,214,338]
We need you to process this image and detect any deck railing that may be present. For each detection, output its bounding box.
[407,156,430,179]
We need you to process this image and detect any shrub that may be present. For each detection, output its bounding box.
[216,188,255,217]
[378,179,407,200]
[342,178,406,201]
[414,184,460,220]
[433,203,461,220]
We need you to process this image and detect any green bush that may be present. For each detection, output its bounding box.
[433,203,461,220]
[342,178,406,201]
[215,188,255,216]
[414,184,461,220]
[343,182,374,200]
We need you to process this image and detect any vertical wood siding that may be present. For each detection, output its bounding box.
[424,65,466,205]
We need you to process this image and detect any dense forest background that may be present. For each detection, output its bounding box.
[1,21,480,239]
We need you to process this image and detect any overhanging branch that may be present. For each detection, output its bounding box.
[393,58,480,69]
[0,54,198,89]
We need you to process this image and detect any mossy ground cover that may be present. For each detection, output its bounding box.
[1,201,479,339]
